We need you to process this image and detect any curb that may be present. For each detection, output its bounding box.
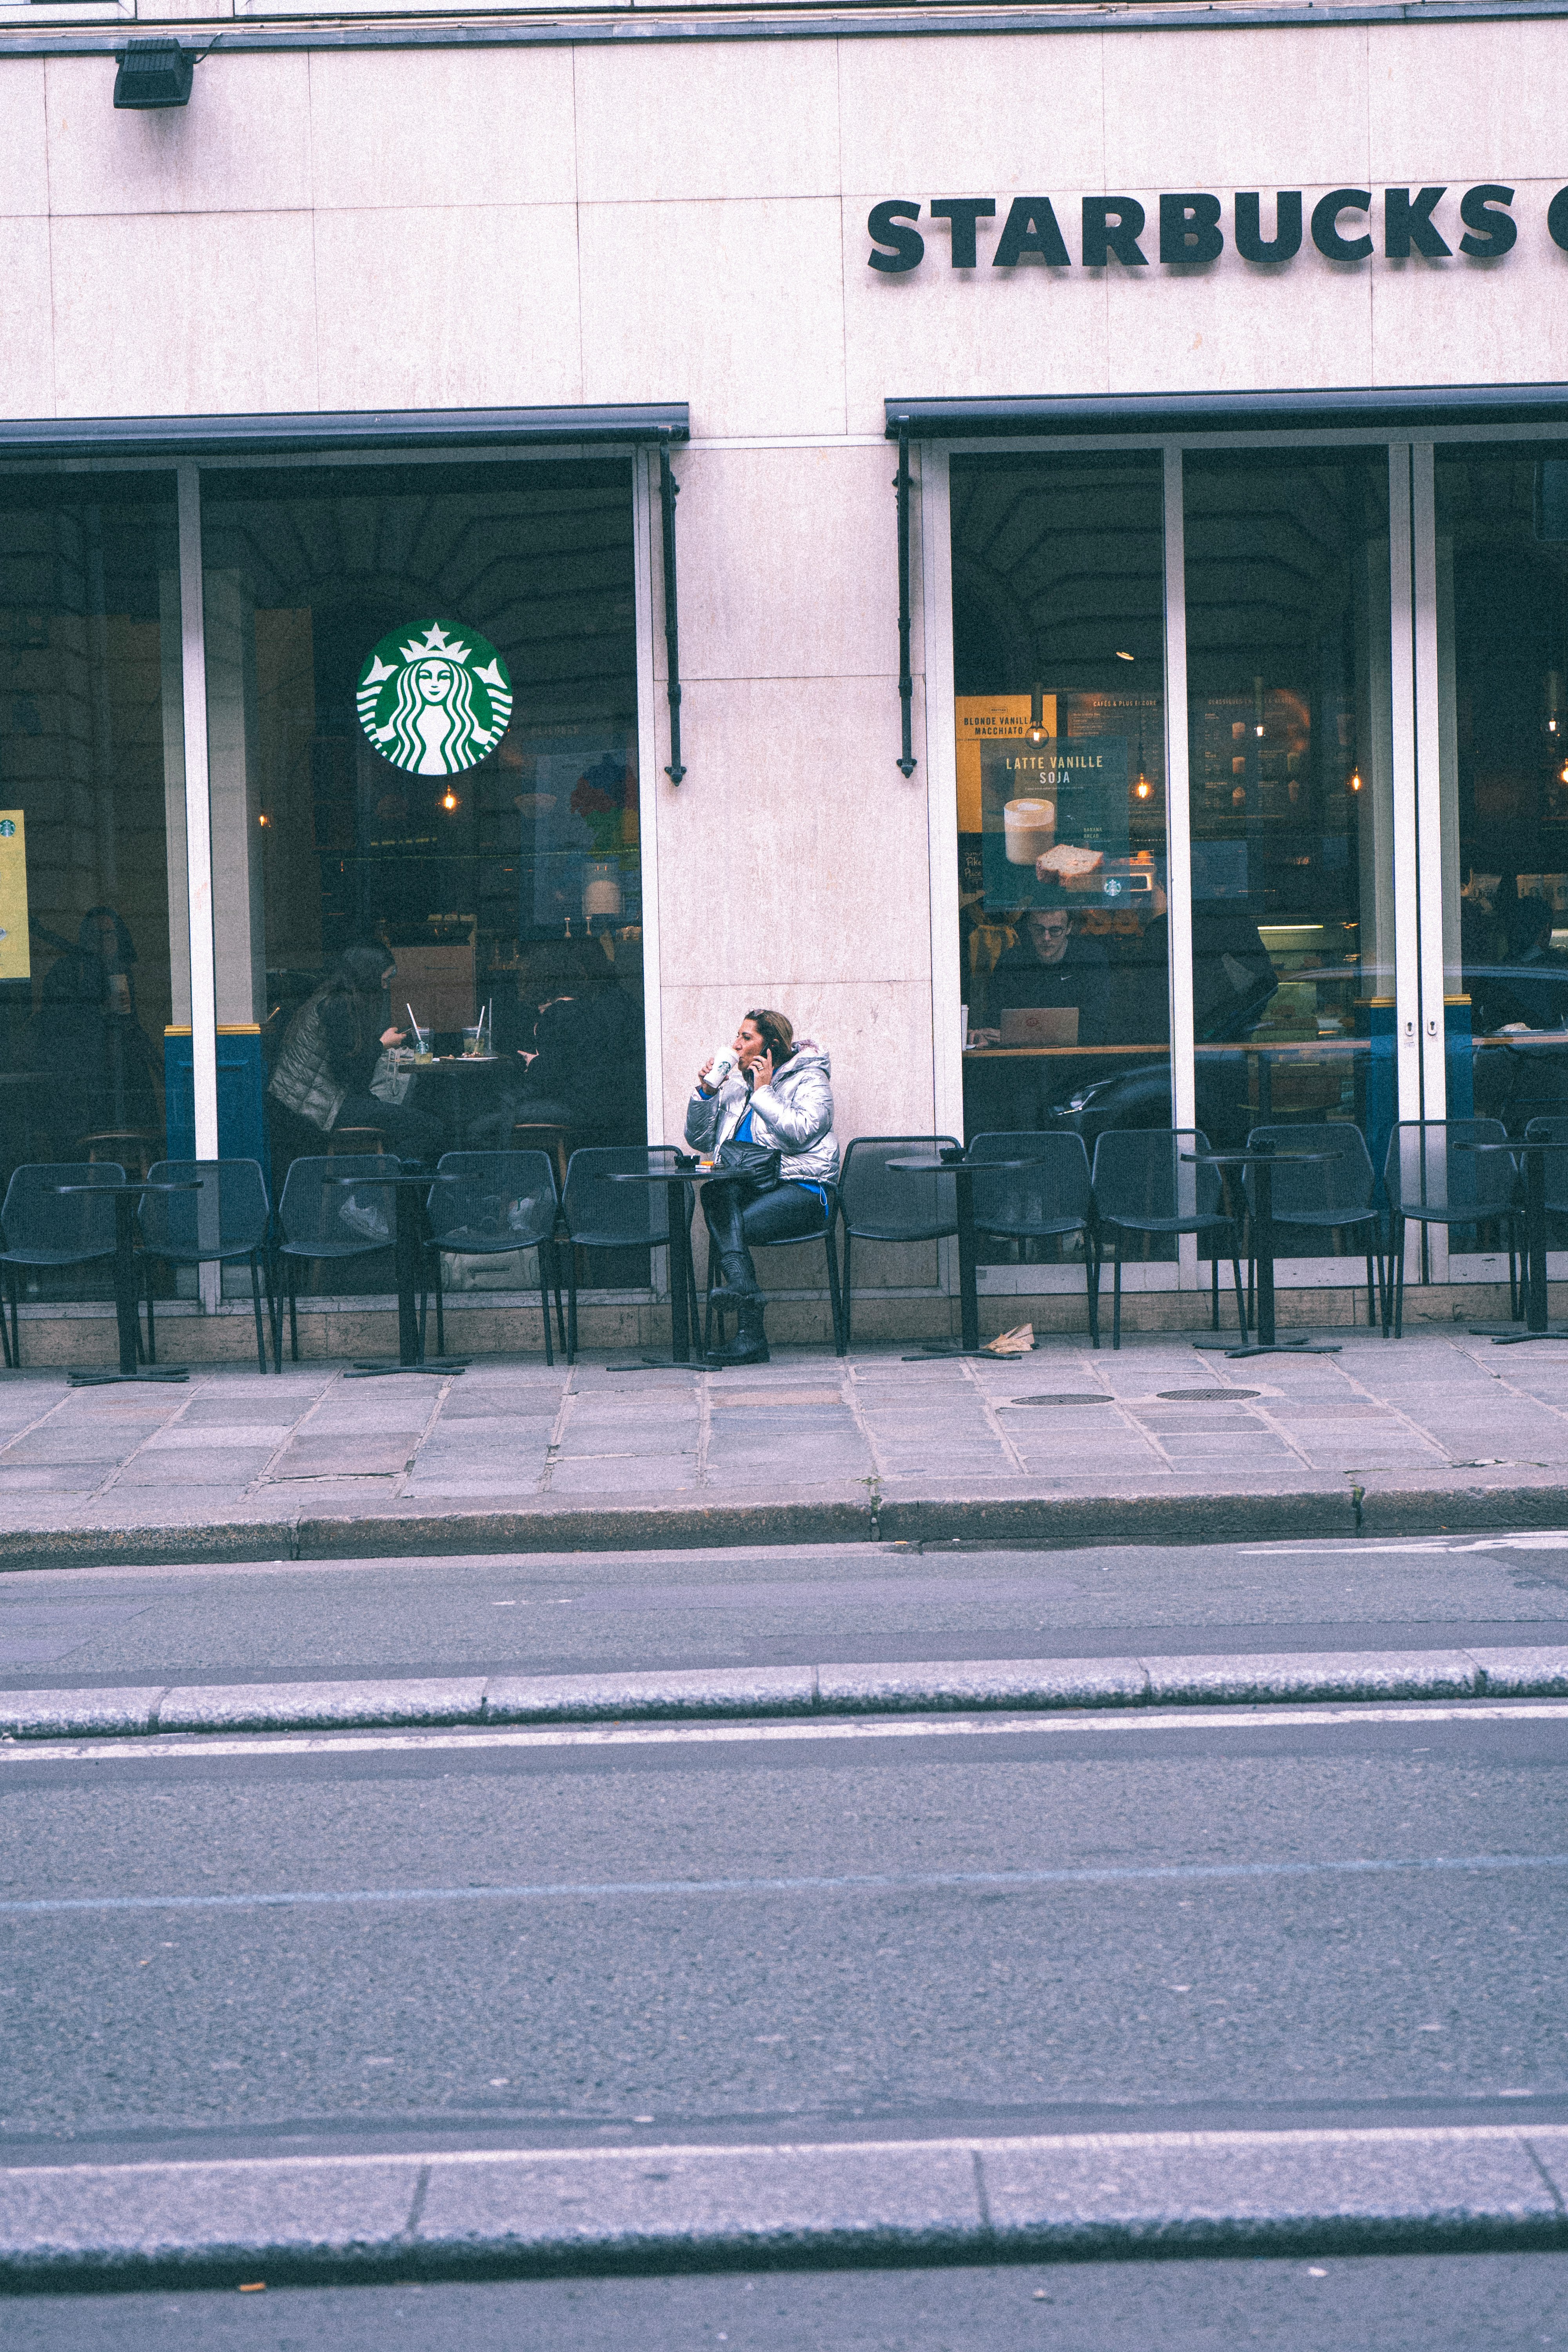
[5,1644,1568,1740]
[8,1474,1568,1568]
[3,2124,1565,2285]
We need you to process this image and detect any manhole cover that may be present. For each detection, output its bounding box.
[1156,1388,1260,1401]
[1004,1394,1113,1406]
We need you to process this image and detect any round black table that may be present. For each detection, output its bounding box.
[1459,1136,1568,1343]
[887,1155,1054,1358]
[325,1172,467,1377]
[56,1178,203,1386]
[1185,1147,1342,1360]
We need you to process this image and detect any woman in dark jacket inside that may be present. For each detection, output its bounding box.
[269,945,440,1164]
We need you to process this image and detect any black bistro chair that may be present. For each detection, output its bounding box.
[838,1134,961,1354]
[558,1145,700,1364]
[1383,1118,1523,1338]
[967,1130,1099,1347]
[422,1149,563,1365]
[274,1152,404,1363]
[139,1158,276,1375]
[1090,1127,1247,1350]
[0,1161,125,1369]
[701,1180,844,1361]
[1241,1123,1387,1334]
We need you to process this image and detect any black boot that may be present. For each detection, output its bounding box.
[704,1183,759,1301]
[705,1296,769,1367]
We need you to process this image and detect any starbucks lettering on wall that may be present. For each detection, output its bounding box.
[866,184,1568,273]
[356,620,513,778]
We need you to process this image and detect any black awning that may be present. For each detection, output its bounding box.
[885,385,1568,439]
[0,402,689,463]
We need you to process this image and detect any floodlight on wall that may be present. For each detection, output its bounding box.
[114,42,195,110]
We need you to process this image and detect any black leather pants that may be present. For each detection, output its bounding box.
[702,1180,829,1291]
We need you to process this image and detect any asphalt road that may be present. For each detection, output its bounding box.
[5,1533,1567,2342]
[2,1699,1564,2155]
[5,2250,1567,2351]
[3,1530,1568,1690]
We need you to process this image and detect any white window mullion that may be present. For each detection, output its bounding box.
[1388,443,1424,1130]
[176,465,220,1312]
[1162,446,1199,1285]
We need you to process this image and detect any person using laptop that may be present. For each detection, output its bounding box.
[984,906,1112,1046]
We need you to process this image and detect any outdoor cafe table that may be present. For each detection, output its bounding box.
[1459,1135,1568,1343]
[603,1166,703,1365]
[886,1153,1054,1357]
[325,1171,468,1377]
[1185,1146,1342,1361]
[55,1178,203,1386]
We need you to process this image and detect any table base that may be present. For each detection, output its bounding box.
[1467,1322,1568,1345]
[1192,1334,1342,1359]
[344,1356,468,1379]
[67,1366,189,1387]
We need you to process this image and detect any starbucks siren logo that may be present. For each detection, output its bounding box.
[356,620,513,778]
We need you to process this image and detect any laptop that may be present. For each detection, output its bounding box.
[1000,1006,1080,1046]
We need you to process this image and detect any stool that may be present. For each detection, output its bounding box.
[76,1130,160,1181]
[327,1125,386,1157]
[511,1122,572,1191]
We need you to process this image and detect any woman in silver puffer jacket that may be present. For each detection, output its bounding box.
[685,1007,838,1367]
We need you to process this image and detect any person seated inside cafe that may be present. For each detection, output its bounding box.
[269,943,441,1165]
[980,905,1113,1047]
[486,937,645,1144]
[1475,894,1568,1034]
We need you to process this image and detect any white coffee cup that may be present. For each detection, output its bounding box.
[708,1046,736,1086]
[1004,797,1056,866]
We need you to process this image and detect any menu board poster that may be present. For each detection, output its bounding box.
[979,739,1130,911]
[953,694,1054,833]
[0,811,28,981]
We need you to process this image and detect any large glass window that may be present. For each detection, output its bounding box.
[0,472,183,1301]
[199,459,646,1289]
[1439,447,1568,1148]
[950,452,1169,1261]
[1183,452,1395,1214]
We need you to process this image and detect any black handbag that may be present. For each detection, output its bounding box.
[713,1136,782,1194]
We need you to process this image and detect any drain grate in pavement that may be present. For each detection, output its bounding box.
[1003,1394,1113,1406]
[1156,1388,1261,1401]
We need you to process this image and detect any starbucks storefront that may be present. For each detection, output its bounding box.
[4,6,1568,1352]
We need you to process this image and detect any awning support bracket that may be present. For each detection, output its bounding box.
[659,440,686,784]
[894,422,917,777]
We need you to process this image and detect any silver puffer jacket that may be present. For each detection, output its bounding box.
[684,1039,839,1186]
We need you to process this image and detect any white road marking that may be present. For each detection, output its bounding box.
[4,1849,1567,1922]
[5,1699,1568,1766]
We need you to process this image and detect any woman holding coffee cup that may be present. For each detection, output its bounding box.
[687,1009,838,1367]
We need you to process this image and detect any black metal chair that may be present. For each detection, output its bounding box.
[1089,1127,1247,1350]
[838,1134,961,1353]
[1242,1123,1387,1334]
[966,1130,1099,1348]
[701,1180,845,1360]
[1384,1118,1522,1338]
[138,1159,276,1375]
[557,1145,700,1364]
[275,1152,403,1363]
[0,1161,125,1369]
[422,1149,563,1365]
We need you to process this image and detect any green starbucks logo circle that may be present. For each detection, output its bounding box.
[356,620,513,778]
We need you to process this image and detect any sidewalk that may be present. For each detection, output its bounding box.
[4,1329,1568,1562]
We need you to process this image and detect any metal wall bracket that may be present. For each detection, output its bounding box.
[658,440,686,784]
[894,421,917,777]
